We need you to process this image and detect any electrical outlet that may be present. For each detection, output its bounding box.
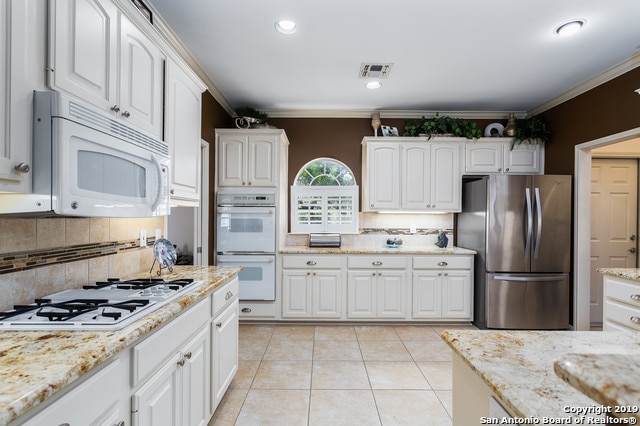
[155,229,162,240]
[410,224,417,234]
[140,230,147,247]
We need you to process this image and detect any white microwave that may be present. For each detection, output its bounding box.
[0,91,170,217]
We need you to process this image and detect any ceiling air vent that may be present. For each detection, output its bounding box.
[359,63,393,79]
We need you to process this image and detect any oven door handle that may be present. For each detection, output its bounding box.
[218,257,274,263]
[217,208,274,214]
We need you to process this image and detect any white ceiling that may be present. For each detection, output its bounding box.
[145,0,640,117]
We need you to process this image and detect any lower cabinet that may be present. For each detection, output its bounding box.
[211,299,239,412]
[603,275,640,332]
[347,256,408,319]
[412,256,473,320]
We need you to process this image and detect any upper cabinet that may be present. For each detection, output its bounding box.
[216,129,289,188]
[165,59,205,205]
[362,137,462,212]
[49,0,165,138]
[465,139,544,175]
[0,0,46,193]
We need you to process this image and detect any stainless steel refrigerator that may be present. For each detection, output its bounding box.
[457,175,571,329]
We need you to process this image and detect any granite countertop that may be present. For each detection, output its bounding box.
[441,329,640,420]
[597,268,640,282]
[280,245,476,255]
[0,265,241,426]
[555,353,640,420]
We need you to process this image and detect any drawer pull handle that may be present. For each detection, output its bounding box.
[437,261,448,267]
[226,291,233,300]
[631,295,640,301]
[631,316,640,324]
[306,260,317,266]
[241,307,252,313]
[372,261,383,266]
[184,351,192,359]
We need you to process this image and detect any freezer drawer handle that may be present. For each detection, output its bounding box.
[630,316,640,324]
[630,295,640,302]
[437,261,448,267]
[493,275,567,282]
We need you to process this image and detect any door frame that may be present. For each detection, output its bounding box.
[574,126,640,330]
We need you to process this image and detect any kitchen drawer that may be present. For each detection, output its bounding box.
[132,296,211,386]
[347,255,408,269]
[413,256,472,270]
[604,277,640,309]
[282,255,342,269]
[604,299,640,332]
[213,277,239,317]
[239,301,276,318]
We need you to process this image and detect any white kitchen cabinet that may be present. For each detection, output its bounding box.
[347,255,408,319]
[216,129,289,188]
[362,138,462,212]
[0,0,46,193]
[413,256,473,320]
[165,58,206,205]
[281,255,343,319]
[603,275,640,332]
[49,0,165,138]
[211,278,239,412]
[465,139,543,175]
[21,356,129,426]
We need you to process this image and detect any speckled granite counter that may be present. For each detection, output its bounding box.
[597,267,640,281]
[280,245,476,255]
[441,329,640,420]
[555,353,640,420]
[0,265,240,426]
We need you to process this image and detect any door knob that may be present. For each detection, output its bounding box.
[14,163,30,173]
[631,235,637,241]
[629,247,637,254]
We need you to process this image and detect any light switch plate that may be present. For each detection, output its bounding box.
[140,230,147,247]
[409,224,417,234]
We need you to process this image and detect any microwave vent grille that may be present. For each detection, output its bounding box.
[68,101,169,157]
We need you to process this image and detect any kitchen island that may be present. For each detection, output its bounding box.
[0,265,240,426]
[598,267,640,332]
[441,329,640,425]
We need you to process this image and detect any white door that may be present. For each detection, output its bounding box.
[401,143,430,209]
[590,158,638,324]
[431,143,461,210]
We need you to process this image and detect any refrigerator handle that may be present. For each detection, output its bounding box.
[525,188,533,258]
[493,275,567,282]
[534,187,542,259]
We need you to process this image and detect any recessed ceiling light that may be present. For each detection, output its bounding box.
[366,81,382,89]
[555,19,585,36]
[275,20,297,34]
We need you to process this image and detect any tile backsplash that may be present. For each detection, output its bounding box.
[0,217,166,311]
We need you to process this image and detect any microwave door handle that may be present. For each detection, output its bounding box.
[534,187,542,259]
[150,155,163,213]
[525,187,533,258]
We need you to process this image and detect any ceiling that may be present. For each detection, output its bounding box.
[145,0,640,117]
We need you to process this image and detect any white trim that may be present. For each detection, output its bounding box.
[573,126,640,330]
[265,109,527,120]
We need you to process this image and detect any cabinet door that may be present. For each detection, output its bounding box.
[217,135,247,187]
[441,271,472,319]
[247,135,277,187]
[166,59,203,204]
[505,143,542,174]
[465,142,504,174]
[412,272,441,319]
[401,143,431,210]
[377,271,408,318]
[282,270,311,318]
[312,270,342,318]
[119,12,164,138]
[347,272,376,318]
[212,300,239,411]
[182,327,210,426]
[133,353,182,426]
[0,0,43,192]
[48,0,118,111]
[366,143,400,210]
[431,143,461,211]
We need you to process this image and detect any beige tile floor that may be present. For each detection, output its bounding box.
[209,323,477,425]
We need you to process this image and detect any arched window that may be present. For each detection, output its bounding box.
[291,158,359,234]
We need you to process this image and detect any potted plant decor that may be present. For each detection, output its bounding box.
[512,115,552,148]
[404,113,482,140]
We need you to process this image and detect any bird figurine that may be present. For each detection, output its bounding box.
[435,231,448,248]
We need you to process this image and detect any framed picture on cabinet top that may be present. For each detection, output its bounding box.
[381,125,399,137]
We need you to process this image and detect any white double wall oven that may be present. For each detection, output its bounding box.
[215,190,276,300]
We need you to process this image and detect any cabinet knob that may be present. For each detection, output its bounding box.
[121,111,131,118]
[498,168,502,172]
[225,291,233,300]
[306,260,317,266]
[372,261,383,266]
[114,422,125,426]
[438,272,442,276]
[378,272,382,276]
[505,168,510,172]
[110,105,120,113]
[444,272,448,276]
[248,181,252,185]
[170,189,175,195]
[437,261,448,266]
[14,163,30,173]
[630,316,640,324]
[184,351,192,359]
[177,358,185,367]
[216,322,223,328]
[630,295,640,301]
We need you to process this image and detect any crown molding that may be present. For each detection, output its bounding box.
[529,53,640,116]
[264,109,525,119]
